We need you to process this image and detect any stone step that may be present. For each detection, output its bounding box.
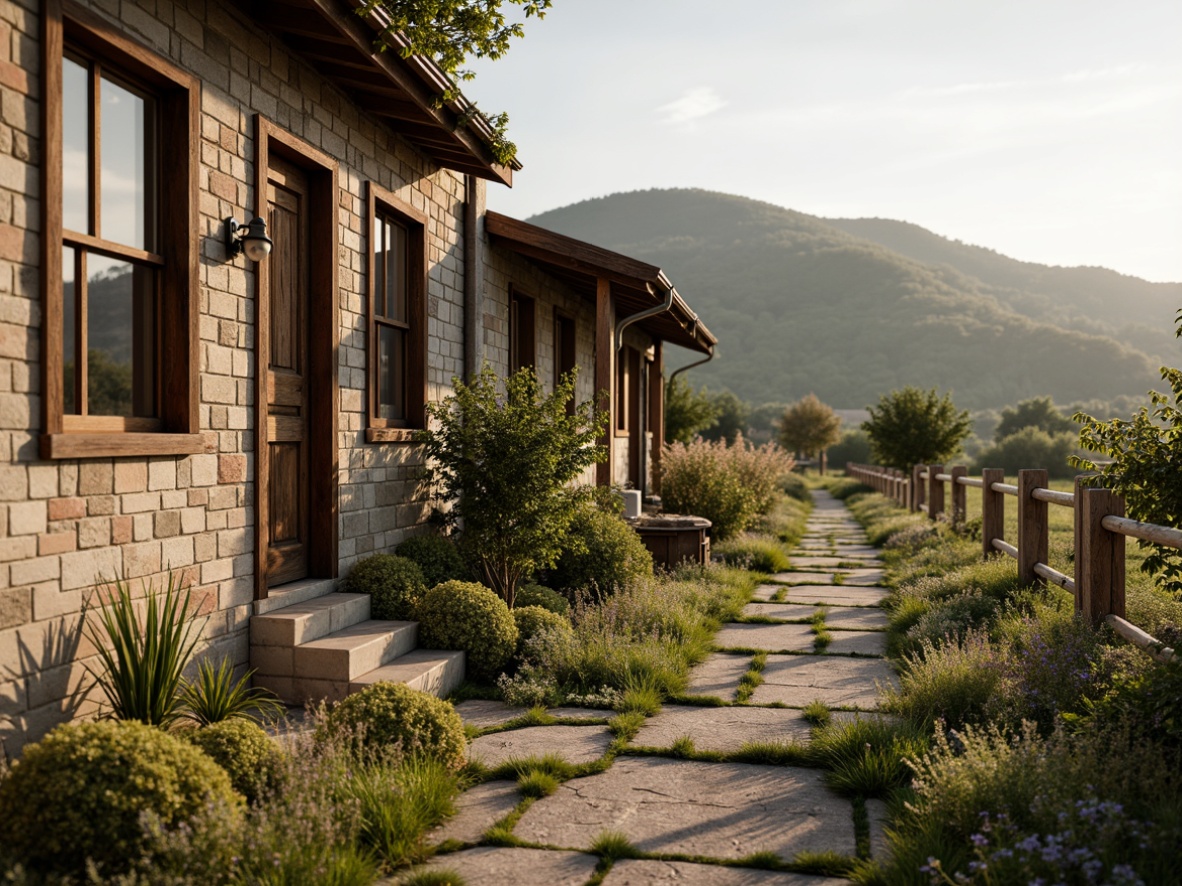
[292,619,419,683]
[350,649,466,698]
[250,592,371,649]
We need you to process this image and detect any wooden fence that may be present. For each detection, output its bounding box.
[846,462,1177,663]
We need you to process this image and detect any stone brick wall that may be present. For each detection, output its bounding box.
[0,0,478,754]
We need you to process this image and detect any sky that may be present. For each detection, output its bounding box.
[467,0,1182,282]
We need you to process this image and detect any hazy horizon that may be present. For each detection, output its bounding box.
[469,1,1182,284]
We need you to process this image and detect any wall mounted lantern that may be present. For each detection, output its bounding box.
[224,216,273,262]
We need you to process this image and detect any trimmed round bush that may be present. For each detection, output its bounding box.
[0,720,240,875]
[548,507,653,600]
[515,582,569,616]
[396,534,469,588]
[185,718,282,803]
[512,605,573,659]
[417,580,518,681]
[344,553,426,621]
[326,682,466,770]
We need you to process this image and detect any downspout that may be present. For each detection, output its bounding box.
[614,281,675,498]
[463,175,481,380]
[667,347,714,387]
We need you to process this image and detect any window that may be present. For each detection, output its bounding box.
[366,182,426,442]
[554,312,576,412]
[509,288,536,374]
[42,1,200,458]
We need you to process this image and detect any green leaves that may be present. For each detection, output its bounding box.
[84,573,202,728]
[180,657,285,727]
[1073,353,1182,594]
[778,393,842,457]
[862,386,972,471]
[418,365,606,605]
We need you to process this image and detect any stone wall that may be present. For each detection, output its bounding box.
[0,0,478,754]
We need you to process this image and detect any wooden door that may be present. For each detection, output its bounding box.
[265,157,310,587]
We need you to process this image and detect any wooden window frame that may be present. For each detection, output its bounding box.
[41,0,201,459]
[509,285,536,375]
[615,345,635,437]
[553,310,576,413]
[365,181,427,443]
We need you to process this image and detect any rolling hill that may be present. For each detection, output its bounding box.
[528,189,1174,411]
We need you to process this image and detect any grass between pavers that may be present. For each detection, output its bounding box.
[733,652,766,702]
[714,644,886,658]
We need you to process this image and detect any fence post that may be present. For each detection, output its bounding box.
[928,464,944,522]
[1073,475,1086,613]
[912,464,926,514]
[1017,469,1048,587]
[902,472,910,510]
[981,468,1005,560]
[1078,487,1125,626]
[950,465,967,524]
[893,469,902,505]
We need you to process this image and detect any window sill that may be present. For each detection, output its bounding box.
[366,427,424,444]
[40,432,209,460]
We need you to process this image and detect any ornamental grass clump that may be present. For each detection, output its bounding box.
[84,572,202,728]
[0,720,240,877]
[181,655,285,726]
[344,553,427,621]
[660,435,793,540]
[714,532,791,573]
[417,580,518,681]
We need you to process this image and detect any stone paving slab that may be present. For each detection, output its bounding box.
[842,568,887,586]
[823,630,887,656]
[823,606,889,630]
[684,653,752,701]
[792,556,884,569]
[469,725,613,767]
[743,602,818,622]
[767,572,838,586]
[603,858,849,885]
[632,704,813,752]
[429,780,521,845]
[752,655,896,709]
[400,847,599,886]
[715,622,815,652]
[548,707,615,721]
[514,758,856,859]
[455,699,527,729]
[780,586,888,606]
[867,798,890,859]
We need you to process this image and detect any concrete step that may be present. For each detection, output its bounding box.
[350,649,466,698]
[251,592,371,649]
[292,619,418,683]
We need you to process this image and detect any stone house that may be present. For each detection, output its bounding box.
[0,0,716,754]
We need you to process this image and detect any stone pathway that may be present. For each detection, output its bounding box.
[399,488,894,885]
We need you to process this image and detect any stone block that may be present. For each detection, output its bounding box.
[114,461,147,493]
[7,498,45,535]
[0,585,30,629]
[148,459,177,491]
[217,453,246,483]
[77,462,113,495]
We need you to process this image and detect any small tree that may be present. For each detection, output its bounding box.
[664,375,719,444]
[862,386,971,471]
[419,366,606,607]
[995,396,1075,442]
[1073,326,1182,594]
[778,394,842,459]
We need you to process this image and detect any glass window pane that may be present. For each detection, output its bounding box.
[62,246,77,414]
[62,57,90,234]
[378,325,406,421]
[100,75,156,250]
[86,254,156,417]
[388,220,408,323]
[373,216,386,318]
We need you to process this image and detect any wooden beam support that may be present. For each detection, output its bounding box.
[596,277,614,487]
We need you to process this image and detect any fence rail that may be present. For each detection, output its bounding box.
[845,461,1178,662]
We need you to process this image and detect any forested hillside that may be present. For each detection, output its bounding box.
[529,189,1167,410]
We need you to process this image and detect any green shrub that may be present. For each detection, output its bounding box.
[180,656,284,726]
[824,476,869,500]
[0,720,240,876]
[548,506,652,600]
[886,630,1011,730]
[396,534,469,588]
[808,715,929,797]
[184,718,282,803]
[828,428,872,468]
[514,582,569,615]
[326,682,467,770]
[713,532,790,573]
[899,592,1002,657]
[976,425,1080,479]
[778,471,810,502]
[512,605,573,659]
[344,553,426,621]
[417,581,518,681]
